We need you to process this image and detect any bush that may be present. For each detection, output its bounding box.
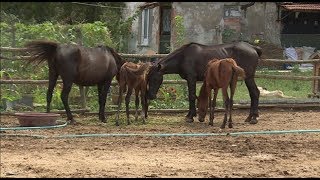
[0,21,114,47]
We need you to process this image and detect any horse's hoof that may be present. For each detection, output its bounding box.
[101,120,107,123]
[245,117,251,122]
[228,124,233,128]
[198,118,205,122]
[185,117,194,123]
[68,120,77,125]
[249,119,258,124]
[208,123,213,126]
[115,122,120,126]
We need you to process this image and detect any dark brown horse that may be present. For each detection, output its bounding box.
[25,40,125,124]
[146,41,262,124]
[116,61,151,126]
[197,58,246,128]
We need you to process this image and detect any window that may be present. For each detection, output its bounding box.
[140,9,151,46]
[224,6,241,18]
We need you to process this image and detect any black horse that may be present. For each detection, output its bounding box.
[25,40,125,124]
[146,42,262,124]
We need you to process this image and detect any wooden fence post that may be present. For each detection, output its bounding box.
[11,25,16,57]
[75,27,87,110]
[311,53,320,98]
[313,62,320,97]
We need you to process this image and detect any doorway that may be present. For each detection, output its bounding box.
[159,4,172,54]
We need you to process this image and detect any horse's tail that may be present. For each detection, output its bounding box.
[232,65,246,80]
[25,40,58,65]
[246,42,262,58]
[253,45,262,57]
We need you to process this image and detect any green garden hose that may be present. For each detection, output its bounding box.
[1,126,319,139]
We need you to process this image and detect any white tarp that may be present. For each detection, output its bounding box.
[283,47,297,69]
[301,46,315,68]
[284,47,298,60]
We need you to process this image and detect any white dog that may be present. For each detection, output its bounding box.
[258,87,295,98]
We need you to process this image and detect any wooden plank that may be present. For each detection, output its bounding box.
[254,74,320,80]
[0,47,28,52]
[83,103,320,115]
[259,59,320,64]
[1,74,320,86]
[1,105,318,116]
[0,109,90,116]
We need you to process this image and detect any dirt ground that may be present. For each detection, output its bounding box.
[1,108,320,178]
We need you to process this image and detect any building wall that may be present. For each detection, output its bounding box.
[123,2,160,54]
[122,2,141,53]
[245,2,281,45]
[125,2,281,53]
[172,2,225,48]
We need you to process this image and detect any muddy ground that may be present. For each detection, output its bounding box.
[1,108,320,178]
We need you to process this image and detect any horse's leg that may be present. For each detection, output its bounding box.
[141,92,147,124]
[209,89,218,126]
[134,89,140,121]
[97,84,106,123]
[61,81,74,124]
[221,88,229,129]
[46,68,58,113]
[144,94,149,119]
[125,88,133,125]
[116,85,124,126]
[208,89,212,124]
[207,89,212,125]
[146,99,149,119]
[244,77,260,124]
[186,77,197,123]
[228,82,236,128]
[98,79,111,123]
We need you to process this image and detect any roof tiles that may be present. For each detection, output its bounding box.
[281,3,320,11]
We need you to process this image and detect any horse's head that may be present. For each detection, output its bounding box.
[196,95,206,122]
[146,63,164,100]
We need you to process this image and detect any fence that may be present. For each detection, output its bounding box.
[1,46,320,112]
